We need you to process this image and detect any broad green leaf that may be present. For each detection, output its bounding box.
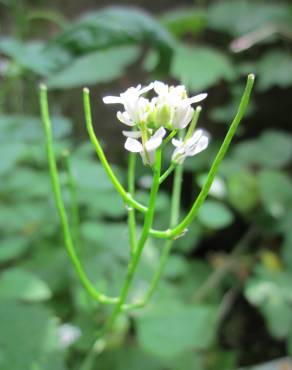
[0,268,52,302]
[0,114,72,142]
[72,158,115,191]
[161,8,207,37]
[0,302,65,370]
[171,45,235,90]
[0,142,26,174]
[50,6,174,53]
[3,168,51,199]
[227,169,258,213]
[0,37,71,76]
[83,189,126,218]
[208,0,291,37]
[0,237,29,263]
[232,130,292,168]
[0,201,55,233]
[136,303,218,358]
[24,247,70,293]
[258,170,292,218]
[46,46,141,89]
[81,222,129,263]
[198,200,234,229]
[256,50,292,90]
[245,265,292,339]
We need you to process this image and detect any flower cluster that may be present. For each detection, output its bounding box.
[103,81,209,165]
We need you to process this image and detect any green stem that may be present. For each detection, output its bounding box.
[101,149,162,333]
[124,162,183,310]
[148,74,255,240]
[40,85,118,305]
[184,106,202,141]
[128,153,137,256]
[83,88,147,214]
[159,163,176,184]
[63,150,81,253]
[161,129,178,149]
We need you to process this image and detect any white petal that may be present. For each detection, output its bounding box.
[171,138,183,148]
[174,106,194,129]
[140,82,154,94]
[141,149,156,165]
[153,81,168,96]
[190,136,209,156]
[124,138,143,153]
[145,137,163,151]
[188,129,204,145]
[183,107,194,129]
[103,95,122,104]
[187,93,207,104]
[152,127,166,140]
[117,111,134,126]
[122,130,142,138]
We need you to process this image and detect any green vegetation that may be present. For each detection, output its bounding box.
[0,1,292,369]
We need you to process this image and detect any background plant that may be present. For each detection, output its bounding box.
[0,1,292,369]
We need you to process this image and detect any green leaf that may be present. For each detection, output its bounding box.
[0,268,52,302]
[50,6,174,53]
[257,50,292,91]
[72,157,115,191]
[136,303,217,358]
[0,142,26,175]
[0,114,72,142]
[84,189,126,218]
[208,0,291,37]
[0,37,71,76]
[171,45,235,90]
[0,302,65,370]
[258,170,292,218]
[244,265,292,339]
[227,169,258,214]
[0,201,55,233]
[198,200,234,229]
[3,168,51,199]
[46,46,141,89]
[0,237,29,263]
[161,8,207,37]
[232,130,292,168]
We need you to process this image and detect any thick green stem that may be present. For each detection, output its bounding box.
[148,74,255,240]
[101,149,162,333]
[83,88,147,214]
[40,85,118,305]
[128,153,137,255]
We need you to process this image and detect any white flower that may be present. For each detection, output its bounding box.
[124,127,166,165]
[172,129,209,164]
[151,81,207,130]
[103,83,154,126]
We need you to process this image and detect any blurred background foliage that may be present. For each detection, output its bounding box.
[1,0,292,369]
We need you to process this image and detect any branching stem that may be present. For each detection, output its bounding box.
[40,85,118,305]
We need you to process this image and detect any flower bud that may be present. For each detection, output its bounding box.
[154,104,172,128]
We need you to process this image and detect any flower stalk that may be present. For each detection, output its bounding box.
[40,74,255,342]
